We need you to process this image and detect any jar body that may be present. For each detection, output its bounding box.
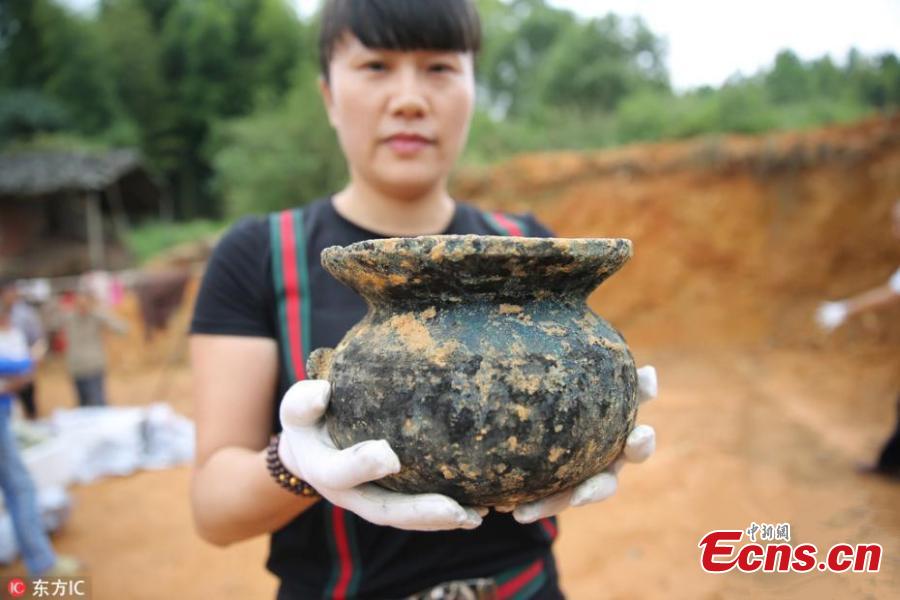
[314,300,636,505]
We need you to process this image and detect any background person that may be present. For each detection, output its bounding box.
[50,284,128,408]
[816,199,900,478]
[0,278,81,576]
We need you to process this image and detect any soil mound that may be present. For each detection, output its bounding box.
[456,114,900,353]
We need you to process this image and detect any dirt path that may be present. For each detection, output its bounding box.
[555,347,899,599]
[3,345,897,599]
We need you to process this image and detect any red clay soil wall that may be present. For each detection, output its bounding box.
[456,114,900,353]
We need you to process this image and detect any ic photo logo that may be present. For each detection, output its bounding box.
[7,578,26,598]
[699,522,882,574]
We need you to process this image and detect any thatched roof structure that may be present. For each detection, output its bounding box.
[0,148,167,277]
[0,148,157,197]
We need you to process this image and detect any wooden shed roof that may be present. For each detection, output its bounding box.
[0,149,154,197]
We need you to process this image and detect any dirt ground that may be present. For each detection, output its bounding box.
[3,116,900,598]
[2,344,898,599]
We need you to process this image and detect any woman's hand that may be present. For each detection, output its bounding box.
[508,365,658,524]
[279,380,485,531]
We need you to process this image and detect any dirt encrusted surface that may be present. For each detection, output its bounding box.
[325,305,636,505]
[319,235,637,505]
[3,116,900,598]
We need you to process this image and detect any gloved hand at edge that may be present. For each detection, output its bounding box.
[815,301,849,332]
[278,380,485,531]
[508,365,658,524]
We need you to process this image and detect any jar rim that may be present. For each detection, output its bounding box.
[320,235,633,302]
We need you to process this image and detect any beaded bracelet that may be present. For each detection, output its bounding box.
[266,434,320,498]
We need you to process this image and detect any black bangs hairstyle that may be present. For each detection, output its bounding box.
[319,0,482,80]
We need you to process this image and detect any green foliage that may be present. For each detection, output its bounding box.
[1,0,898,223]
[613,91,673,142]
[208,68,347,219]
[852,51,900,108]
[476,0,578,116]
[155,0,309,218]
[535,14,669,112]
[98,0,167,137]
[766,50,811,103]
[476,1,667,117]
[464,106,618,163]
[0,89,70,142]
[124,219,227,264]
[245,0,310,101]
[464,1,896,165]
[613,74,876,144]
[2,131,113,154]
[1,0,308,220]
[0,0,122,135]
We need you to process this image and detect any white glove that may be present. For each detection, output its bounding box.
[815,301,848,332]
[278,380,485,531]
[509,365,658,524]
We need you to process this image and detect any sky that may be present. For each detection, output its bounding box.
[543,0,900,90]
[60,0,900,91]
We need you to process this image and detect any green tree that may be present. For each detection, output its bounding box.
[614,90,673,141]
[210,67,346,218]
[808,55,844,99]
[476,0,669,117]
[0,89,70,142]
[3,0,896,227]
[0,0,122,135]
[250,0,311,100]
[715,80,777,133]
[135,0,178,31]
[541,13,669,112]
[156,0,306,218]
[766,50,811,103]
[860,52,900,107]
[98,0,168,155]
[477,0,577,116]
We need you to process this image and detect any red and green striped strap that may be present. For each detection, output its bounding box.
[270,208,312,381]
[324,505,362,598]
[270,208,362,599]
[496,557,549,600]
[483,210,527,237]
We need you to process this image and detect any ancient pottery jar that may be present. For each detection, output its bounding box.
[307,235,638,506]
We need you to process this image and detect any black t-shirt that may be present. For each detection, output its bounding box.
[191,197,564,600]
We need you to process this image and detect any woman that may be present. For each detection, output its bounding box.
[190,1,657,598]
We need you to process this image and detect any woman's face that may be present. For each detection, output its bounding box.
[320,34,476,199]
